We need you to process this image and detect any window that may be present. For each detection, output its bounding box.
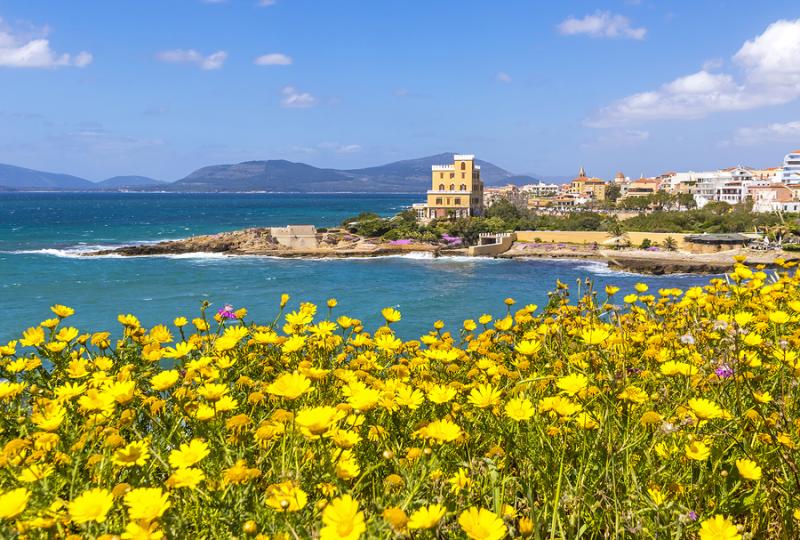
[461,172,465,179]
[435,197,442,205]
[460,162,466,170]
[450,183,455,191]
[439,184,445,190]
[446,198,451,204]
[460,184,467,191]
[450,173,455,179]
[454,197,461,205]
[439,173,443,179]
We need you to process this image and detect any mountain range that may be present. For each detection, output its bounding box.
[0,153,551,193]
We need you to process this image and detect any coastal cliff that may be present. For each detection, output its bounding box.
[86,228,442,258]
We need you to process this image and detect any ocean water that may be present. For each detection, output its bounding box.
[0,193,713,340]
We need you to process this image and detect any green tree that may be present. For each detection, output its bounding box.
[605,183,622,202]
[486,199,523,222]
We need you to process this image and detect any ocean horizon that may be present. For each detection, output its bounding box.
[0,192,713,341]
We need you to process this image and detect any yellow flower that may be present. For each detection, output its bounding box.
[395,386,425,409]
[266,372,312,400]
[515,340,541,356]
[768,310,790,324]
[581,327,611,345]
[556,373,589,396]
[166,467,205,489]
[296,406,343,437]
[448,467,473,494]
[19,463,54,483]
[168,439,210,469]
[0,488,30,519]
[31,402,66,431]
[381,307,402,323]
[346,383,382,411]
[688,398,725,420]
[735,458,762,481]
[197,382,228,401]
[617,385,648,404]
[660,361,697,376]
[151,370,180,392]
[685,440,711,461]
[407,503,446,530]
[320,494,366,540]
[733,312,753,326]
[122,520,165,540]
[574,411,599,429]
[383,506,409,533]
[162,341,194,359]
[699,515,741,540]
[753,391,772,404]
[427,384,458,404]
[634,283,648,293]
[458,507,506,540]
[68,488,114,524]
[124,487,170,521]
[51,304,75,318]
[417,419,462,443]
[504,397,535,421]
[265,481,308,512]
[0,381,26,400]
[113,440,150,467]
[647,487,666,505]
[468,383,502,408]
[56,326,79,342]
[20,326,45,347]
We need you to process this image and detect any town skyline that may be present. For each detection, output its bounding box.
[1,1,799,180]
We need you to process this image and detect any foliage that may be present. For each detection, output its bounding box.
[663,236,678,251]
[639,238,652,249]
[2,264,800,537]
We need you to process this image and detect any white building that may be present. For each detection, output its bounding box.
[519,181,560,198]
[783,150,800,182]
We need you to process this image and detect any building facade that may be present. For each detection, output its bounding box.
[784,150,800,183]
[415,154,484,220]
[565,167,607,201]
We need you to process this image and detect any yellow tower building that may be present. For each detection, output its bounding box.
[415,154,485,220]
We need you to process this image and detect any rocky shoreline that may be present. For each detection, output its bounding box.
[84,227,794,275]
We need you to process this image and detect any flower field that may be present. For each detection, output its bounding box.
[2,259,800,539]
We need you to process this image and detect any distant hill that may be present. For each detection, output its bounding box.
[167,153,539,193]
[96,176,166,189]
[0,164,95,190]
[0,154,541,193]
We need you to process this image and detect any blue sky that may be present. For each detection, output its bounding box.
[1,1,799,181]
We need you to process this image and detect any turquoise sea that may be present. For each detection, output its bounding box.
[0,193,713,340]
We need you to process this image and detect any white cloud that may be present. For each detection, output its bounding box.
[254,53,292,66]
[280,86,317,108]
[702,58,724,71]
[156,49,227,70]
[728,120,800,146]
[0,18,92,68]
[496,71,512,83]
[589,18,800,126]
[318,142,362,154]
[557,11,646,40]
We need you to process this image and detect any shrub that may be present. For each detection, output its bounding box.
[1,264,798,537]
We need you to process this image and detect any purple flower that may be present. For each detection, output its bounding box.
[389,239,413,245]
[218,304,237,319]
[715,364,734,378]
[688,511,698,521]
